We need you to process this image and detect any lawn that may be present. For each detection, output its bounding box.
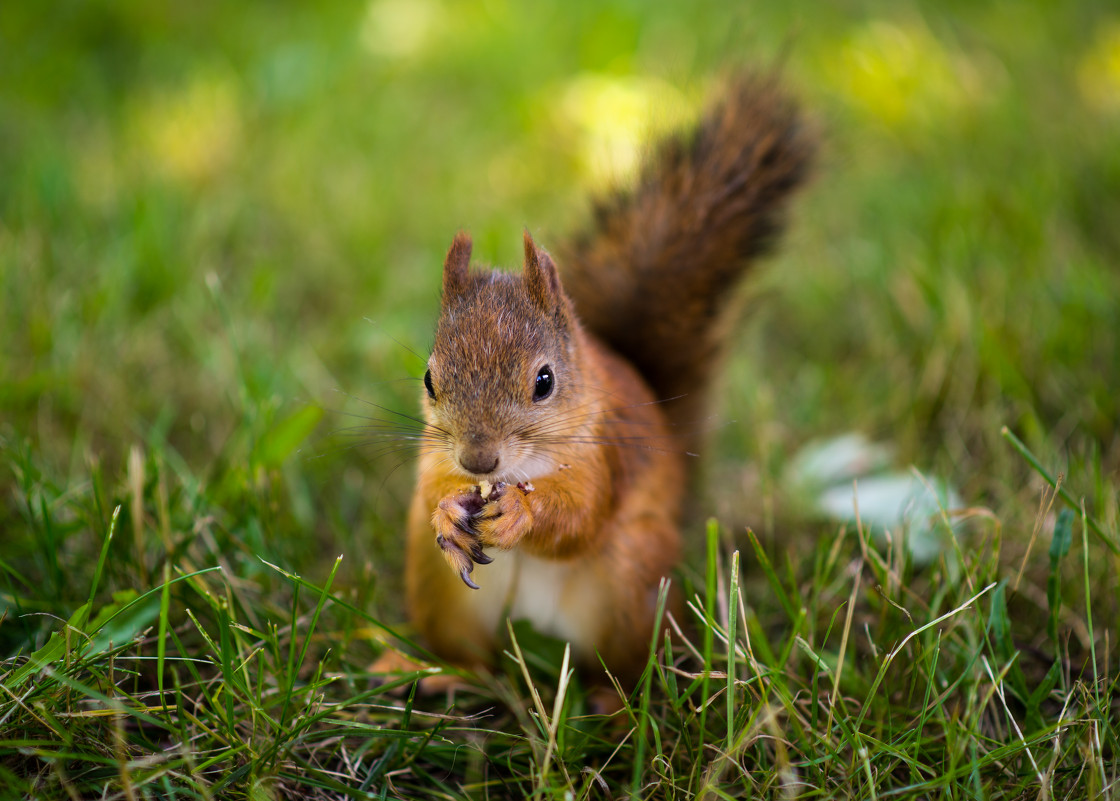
[1,0,1118,798]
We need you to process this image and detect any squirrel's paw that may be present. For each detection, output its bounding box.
[475,482,534,550]
[432,487,493,589]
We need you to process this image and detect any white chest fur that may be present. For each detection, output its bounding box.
[464,549,605,659]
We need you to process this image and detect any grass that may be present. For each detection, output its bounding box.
[2,0,1119,797]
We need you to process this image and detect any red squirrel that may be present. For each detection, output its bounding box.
[402,73,814,684]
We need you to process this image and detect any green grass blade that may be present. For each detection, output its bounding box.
[725,549,740,753]
[1001,426,1118,554]
[81,504,121,630]
[631,576,671,798]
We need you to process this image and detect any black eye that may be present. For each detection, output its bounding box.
[533,365,554,401]
[424,369,436,400]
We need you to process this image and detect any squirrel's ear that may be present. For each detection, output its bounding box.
[523,230,563,311]
[442,232,472,299]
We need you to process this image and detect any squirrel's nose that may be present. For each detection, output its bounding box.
[459,447,499,476]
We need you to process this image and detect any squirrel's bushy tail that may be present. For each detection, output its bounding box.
[560,72,815,453]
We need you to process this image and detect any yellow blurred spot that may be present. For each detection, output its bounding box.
[361,0,440,60]
[1078,22,1120,114]
[556,74,694,188]
[131,73,242,188]
[834,20,978,130]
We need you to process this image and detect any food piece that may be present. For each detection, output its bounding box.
[479,480,493,500]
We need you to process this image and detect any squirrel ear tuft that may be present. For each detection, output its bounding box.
[523,230,563,310]
[442,232,473,299]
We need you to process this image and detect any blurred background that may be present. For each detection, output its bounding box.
[1,0,1118,609]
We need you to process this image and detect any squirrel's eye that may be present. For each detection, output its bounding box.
[424,369,436,400]
[533,365,554,401]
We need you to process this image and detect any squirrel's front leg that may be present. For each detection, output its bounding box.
[431,486,494,589]
[474,482,534,551]
[431,482,535,589]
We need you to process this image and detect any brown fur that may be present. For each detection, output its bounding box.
[402,72,813,683]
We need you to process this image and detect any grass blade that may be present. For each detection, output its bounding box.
[1001,427,1118,554]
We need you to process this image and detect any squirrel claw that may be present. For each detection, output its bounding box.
[459,567,480,590]
[470,543,494,565]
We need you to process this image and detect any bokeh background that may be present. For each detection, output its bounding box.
[2,0,1118,609]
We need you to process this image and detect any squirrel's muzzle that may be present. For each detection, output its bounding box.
[458,441,500,476]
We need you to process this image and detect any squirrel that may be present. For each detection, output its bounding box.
[401,72,814,685]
